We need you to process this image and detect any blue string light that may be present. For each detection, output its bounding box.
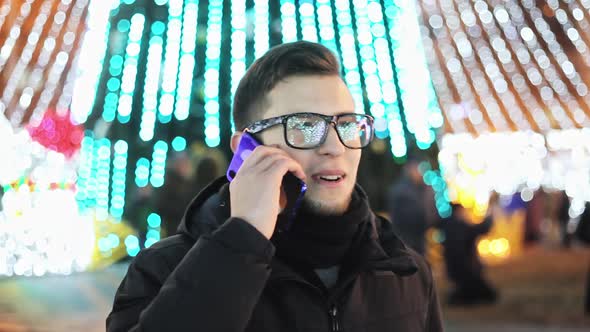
[171,136,187,151]
[157,0,184,124]
[134,157,150,187]
[70,0,114,124]
[254,0,270,59]
[334,0,364,113]
[110,140,128,220]
[365,0,406,158]
[315,0,338,54]
[117,13,145,124]
[145,213,161,248]
[280,0,297,43]
[150,140,168,188]
[95,138,112,221]
[139,22,165,141]
[299,0,318,42]
[230,0,247,131]
[125,235,140,257]
[175,0,199,121]
[203,0,223,147]
[383,0,443,150]
[76,132,95,212]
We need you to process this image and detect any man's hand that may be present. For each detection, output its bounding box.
[229,146,306,239]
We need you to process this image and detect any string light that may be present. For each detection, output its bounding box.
[230,0,247,131]
[366,0,407,158]
[95,138,111,221]
[139,22,165,141]
[0,0,35,72]
[134,157,150,188]
[491,1,567,129]
[27,0,89,126]
[71,0,118,125]
[254,0,270,58]
[352,0,397,152]
[334,0,364,114]
[149,140,168,188]
[157,0,184,124]
[110,140,127,220]
[203,0,223,147]
[174,0,199,121]
[1,0,53,110]
[315,0,338,54]
[145,213,161,248]
[385,0,441,150]
[521,0,590,126]
[280,0,297,43]
[116,13,145,124]
[299,0,318,42]
[414,4,459,134]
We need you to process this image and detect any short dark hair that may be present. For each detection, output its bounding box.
[232,41,341,131]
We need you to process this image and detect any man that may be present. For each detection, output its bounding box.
[437,203,497,306]
[386,157,438,255]
[107,41,443,331]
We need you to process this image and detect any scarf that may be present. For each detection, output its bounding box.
[271,187,372,269]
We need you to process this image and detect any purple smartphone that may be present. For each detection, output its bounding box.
[227,132,307,231]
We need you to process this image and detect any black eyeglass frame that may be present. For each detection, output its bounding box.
[244,112,375,150]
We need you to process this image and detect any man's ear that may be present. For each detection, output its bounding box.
[230,132,243,153]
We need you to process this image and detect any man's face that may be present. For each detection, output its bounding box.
[257,75,362,215]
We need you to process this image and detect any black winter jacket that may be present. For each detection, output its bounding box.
[107,176,443,331]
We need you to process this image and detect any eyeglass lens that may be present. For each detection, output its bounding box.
[285,114,372,149]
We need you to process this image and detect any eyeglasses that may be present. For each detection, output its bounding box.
[245,112,375,149]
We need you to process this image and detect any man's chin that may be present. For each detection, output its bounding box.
[302,195,350,216]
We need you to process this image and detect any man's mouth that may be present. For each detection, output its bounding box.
[311,171,346,185]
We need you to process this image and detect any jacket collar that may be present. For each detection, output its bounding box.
[178,176,418,279]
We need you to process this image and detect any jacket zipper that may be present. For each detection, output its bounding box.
[329,304,340,331]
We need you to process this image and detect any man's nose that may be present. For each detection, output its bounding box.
[317,125,346,156]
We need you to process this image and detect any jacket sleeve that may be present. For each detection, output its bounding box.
[106,217,275,332]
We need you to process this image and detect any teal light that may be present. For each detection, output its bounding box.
[299,0,318,42]
[280,0,297,43]
[140,22,165,142]
[253,0,270,58]
[157,0,184,120]
[150,141,168,188]
[110,140,128,219]
[316,0,338,54]
[175,0,199,121]
[117,19,130,32]
[150,21,166,35]
[135,157,150,187]
[230,0,247,131]
[203,0,224,147]
[171,136,187,151]
[147,213,162,228]
[334,0,364,114]
[117,13,145,123]
[384,0,442,150]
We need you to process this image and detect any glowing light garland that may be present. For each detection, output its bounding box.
[203,0,223,147]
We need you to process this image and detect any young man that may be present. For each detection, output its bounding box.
[107,41,443,331]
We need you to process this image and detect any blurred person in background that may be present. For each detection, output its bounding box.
[386,156,438,255]
[156,151,226,238]
[557,191,572,248]
[437,203,498,306]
